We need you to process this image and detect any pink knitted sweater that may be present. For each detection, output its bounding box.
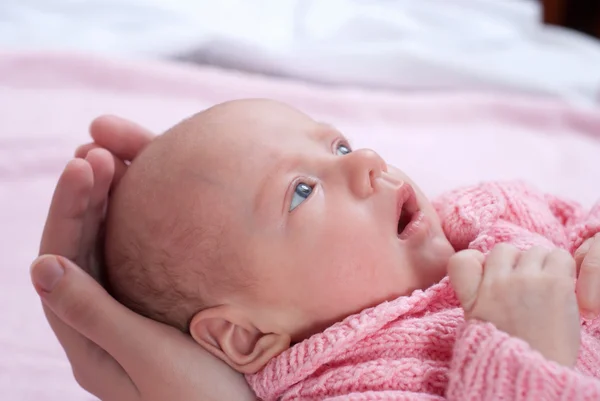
[246,181,600,401]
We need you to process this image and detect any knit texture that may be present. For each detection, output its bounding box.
[246,181,600,400]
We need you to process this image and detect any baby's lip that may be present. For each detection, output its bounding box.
[395,183,420,237]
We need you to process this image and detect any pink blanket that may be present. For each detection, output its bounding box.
[1,52,600,400]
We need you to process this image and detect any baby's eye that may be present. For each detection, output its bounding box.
[336,143,352,156]
[290,182,313,211]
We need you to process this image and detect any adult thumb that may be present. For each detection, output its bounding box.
[31,254,66,294]
[30,254,132,358]
[31,255,139,400]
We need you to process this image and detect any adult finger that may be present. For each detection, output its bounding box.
[74,142,95,159]
[31,256,137,400]
[39,159,93,260]
[36,163,134,398]
[576,238,600,318]
[76,149,114,277]
[37,160,92,382]
[448,250,485,314]
[82,149,114,242]
[75,143,128,185]
[90,115,154,161]
[37,160,92,376]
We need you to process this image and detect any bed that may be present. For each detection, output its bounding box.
[1,1,600,400]
[2,51,600,400]
[2,0,600,103]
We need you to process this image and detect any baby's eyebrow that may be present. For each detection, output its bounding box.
[311,124,348,144]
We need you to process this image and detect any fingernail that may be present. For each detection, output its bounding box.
[578,239,593,256]
[31,256,64,293]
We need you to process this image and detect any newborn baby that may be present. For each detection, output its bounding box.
[105,99,455,343]
[105,99,600,400]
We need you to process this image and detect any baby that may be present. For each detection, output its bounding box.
[104,99,600,400]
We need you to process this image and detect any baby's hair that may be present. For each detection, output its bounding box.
[105,214,225,332]
[103,122,253,332]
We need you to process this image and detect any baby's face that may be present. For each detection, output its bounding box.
[172,100,455,341]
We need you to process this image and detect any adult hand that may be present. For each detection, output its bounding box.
[33,116,255,401]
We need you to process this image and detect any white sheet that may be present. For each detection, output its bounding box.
[2,0,600,104]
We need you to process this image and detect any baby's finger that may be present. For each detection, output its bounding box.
[483,243,519,280]
[576,238,600,318]
[544,248,576,278]
[90,115,154,161]
[515,246,547,272]
[448,250,484,313]
[575,236,595,276]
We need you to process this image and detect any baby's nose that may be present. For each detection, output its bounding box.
[342,149,386,198]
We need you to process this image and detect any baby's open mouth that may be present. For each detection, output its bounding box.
[397,205,413,235]
[395,184,421,239]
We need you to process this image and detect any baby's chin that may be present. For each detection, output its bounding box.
[418,234,456,284]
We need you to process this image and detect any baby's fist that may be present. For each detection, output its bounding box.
[448,245,580,367]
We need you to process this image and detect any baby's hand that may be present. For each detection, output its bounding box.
[448,244,580,367]
[575,234,600,319]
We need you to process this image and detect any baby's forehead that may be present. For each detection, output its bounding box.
[145,103,344,192]
[166,110,335,155]
[126,107,346,236]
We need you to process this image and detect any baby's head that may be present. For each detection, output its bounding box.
[104,99,454,373]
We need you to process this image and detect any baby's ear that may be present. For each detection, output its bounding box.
[189,306,291,374]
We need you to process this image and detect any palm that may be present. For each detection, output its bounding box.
[34,116,255,401]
